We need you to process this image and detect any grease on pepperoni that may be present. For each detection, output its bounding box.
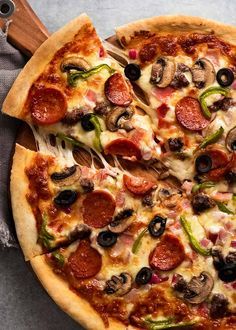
[105,73,132,106]
[175,97,210,131]
[66,240,102,279]
[30,87,67,125]
[82,190,115,228]
[104,138,142,159]
[123,174,156,196]
[149,233,185,271]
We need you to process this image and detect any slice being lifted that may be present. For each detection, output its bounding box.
[3,13,160,162]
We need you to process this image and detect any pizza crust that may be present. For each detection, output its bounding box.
[2,13,91,120]
[31,256,133,330]
[11,144,44,260]
[116,15,236,46]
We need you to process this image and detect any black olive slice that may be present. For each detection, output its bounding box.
[97,231,118,248]
[216,68,234,87]
[148,215,167,238]
[81,113,95,131]
[124,63,141,81]
[135,267,152,285]
[195,154,212,174]
[231,140,236,151]
[54,190,78,206]
[51,165,77,181]
[218,263,236,283]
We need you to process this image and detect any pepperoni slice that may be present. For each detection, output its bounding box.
[175,97,210,131]
[206,149,229,169]
[30,87,67,125]
[67,240,102,279]
[105,73,132,106]
[123,174,156,196]
[149,233,185,271]
[82,190,115,228]
[104,138,142,159]
[207,151,233,181]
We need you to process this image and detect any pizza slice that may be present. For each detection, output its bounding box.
[3,13,161,163]
[114,16,236,183]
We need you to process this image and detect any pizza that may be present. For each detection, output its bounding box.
[3,13,236,330]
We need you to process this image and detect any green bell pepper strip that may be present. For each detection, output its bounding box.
[180,216,211,256]
[192,181,215,193]
[199,87,229,119]
[198,126,224,149]
[56,133,84,147]
[68,64,115,86]
[215,201,234,215]
[38,214,54,249]
[89,115,103,152]
[51,251,65,267]
[132,228,148,254]
[144,316,198,330]
[233,194,236,201]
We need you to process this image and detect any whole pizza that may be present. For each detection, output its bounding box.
[3,13,236,329]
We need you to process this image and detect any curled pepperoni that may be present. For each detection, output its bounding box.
[104,138,142,159]
[30,87,67,125]
[105,73,132,106]
[82,190,115,228]
[206,149,229,169]
[175,97,210,131]
[123,174,156,196]
[67,240,102,279]
[207,150,234,181]
[149,233,185,271]
[139,43,158,63]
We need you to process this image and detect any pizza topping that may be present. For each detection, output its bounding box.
[135,267,152,285]
[82,190,116,228]
[105,73,132,106]
[132,228,148,254]
[210,294,229,318]
[215,201,234,214]
[81,113,102,151]
[143,317,198,329]
[225,170,236,184]
[149,233,185,271]
[199,86,229,119]
[104,138,141,159]
[94,101,111,116]
[148,215,167,238]
[51,251,65,267]
[61,106,89,125]
[67,239,102,279]
[108,208,134,233]
[30,87,67,125]
[173,272,214,304]
[51,165,81,186]
[212,250,236,282]
[123,174,156,196]
[97,230,118,248]
[191,181,215,193]
[79,177,94,193]
[198,126,224,149]
[124,63,141,81]
[68,63,115,86]
[170,63,190,89]
[105,106,134,132]
[157,187,182,209]
[218,263,236,282]
[150,57,176,88]
[60,56,90,72]
[81,113,98,131]
[54,190,78,206]
[175,97,210,131]
[216,68,234,87]
[38,214,55,249]
[226,126,236,152]
[168,137,184,152]
[191,58,215,89]
[192,193,215,214]
[142,194,154,207]
[180,216,211,256]
[195,154,212,173]
[104,272,132,296]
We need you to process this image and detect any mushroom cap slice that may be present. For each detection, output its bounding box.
[60,56,90,72]
[108,209,135,233]
[150,57,176,88]
[105,272,132,296]
[105,106,134,132]
[184,271,214,304]
[191,58,215,88]
[51,165,81,187]
[226,126,236,152]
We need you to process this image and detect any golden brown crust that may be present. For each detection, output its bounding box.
[11,144,43,260]
[30,256,133,330]
[116,15,236,46]
[2,13,91,120]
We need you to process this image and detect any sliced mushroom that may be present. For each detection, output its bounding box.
[174,272,214,304]
[69,224,91,241]
[108,209,134,233]
[104,272,132,296]
[157,187,182,208]
[191,58,215,88]
[226,126,236,152]
[150,57,176,88]
[51,165,81,186]
[60,56,90,72]
[106,106,134,132]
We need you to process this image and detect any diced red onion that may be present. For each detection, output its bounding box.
[231,240,236,248]
[150,273,169,284]
[128,49,138,59]
[231,80,236,90]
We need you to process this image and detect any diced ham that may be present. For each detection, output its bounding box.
[200,238,212,248]
[109,233,133,263]
[205,49,220,66]
[232,80,236,90]
[86,89,97,103]
[152,86,175,102]
[181,180,194,196]
[216,228,229,246]
[211,192,233,202]
[115,190,126,207]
